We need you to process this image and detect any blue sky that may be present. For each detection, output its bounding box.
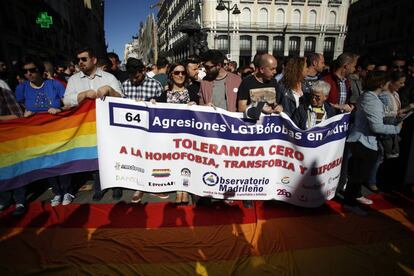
[105,0,158,62]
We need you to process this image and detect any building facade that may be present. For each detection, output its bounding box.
[0,0,106,65]
[158,0,349,65]
[344,0,414,59]
[124,14,158,65]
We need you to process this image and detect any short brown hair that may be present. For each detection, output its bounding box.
[363,70,390,91]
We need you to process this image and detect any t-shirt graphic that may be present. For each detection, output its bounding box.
[249,87,276,107]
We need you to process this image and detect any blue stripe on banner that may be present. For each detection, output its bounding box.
[0,147,98,181]
[108,103,350,147]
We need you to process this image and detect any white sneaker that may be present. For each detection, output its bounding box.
[62,193,74,206]
[356,196,373,205]
[50,195,62,207]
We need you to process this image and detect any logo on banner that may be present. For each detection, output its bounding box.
[115,162,145,173]
[148,181,175,187]
[281,176,290,184]
[203,172,219,186]
[115,175,144,186]
[152,169,171,178]
[181,168,191,187]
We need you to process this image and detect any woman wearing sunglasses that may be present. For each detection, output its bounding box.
[154,63,198,205]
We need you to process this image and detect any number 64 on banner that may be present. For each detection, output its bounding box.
[109,103,149,130]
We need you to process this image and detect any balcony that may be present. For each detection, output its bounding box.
[328,0,342,6]
[206,21,324,33]
[325,24,342,31]
[308,0,322,6]
[292,0,305,5]
[257,0,272,4]
[275,0,289,4]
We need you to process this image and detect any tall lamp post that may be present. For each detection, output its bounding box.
[215,0,240,59]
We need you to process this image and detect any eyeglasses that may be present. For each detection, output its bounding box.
[23,67,38,74]
[172,70,187,76]
[310,94,322,100]
[393,65,404,69]
[76,57,89,63]
[203,64,215,70]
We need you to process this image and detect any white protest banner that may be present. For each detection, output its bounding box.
[96,97,349,207]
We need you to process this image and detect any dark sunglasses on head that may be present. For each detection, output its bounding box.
[23,67,38,74]
[76,57,89,63]
[172,70,186,76]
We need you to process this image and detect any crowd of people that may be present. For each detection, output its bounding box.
[1,47,414,216]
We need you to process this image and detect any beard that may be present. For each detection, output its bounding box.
[204,68,219,81]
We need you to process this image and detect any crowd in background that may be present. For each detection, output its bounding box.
[1,47,414,216]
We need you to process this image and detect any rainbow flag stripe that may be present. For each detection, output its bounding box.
[0,100,98,191]
[151,169,171,178]
[0,194,413,274]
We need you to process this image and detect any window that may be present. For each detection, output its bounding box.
[324,37,335,52]
[292,9,301,26]
[240,35,252,51]
[289,36,300,56]
[308,10,317,25]
[257,36,268,53]
[328,11,336,26]
[259,8,268,27]
[273,36,285,57]
[304,37,316,53]
[217,35,228,51]
[241,8,251,27]
[276,9,285,25]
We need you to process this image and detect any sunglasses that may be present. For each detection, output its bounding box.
[203,64,215,70]
[393,65,404,69]
[172,71,186,76]
[76,57,89,63]
[23,67,38,74]
[224,62,229,66]
[310,94,322,100]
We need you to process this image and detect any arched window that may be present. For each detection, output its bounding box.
[308,10,317,26]
[276,9,285,25]
[292,9,301,26]
[241,8,251,28]
[259,8,268,27]
[329,11,337,26]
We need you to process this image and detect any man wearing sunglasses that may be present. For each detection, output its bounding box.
[63,47,124,201]
[63,47,123,108]
[199,50,241,112]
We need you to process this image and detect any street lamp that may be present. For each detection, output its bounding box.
[215,0,240,59]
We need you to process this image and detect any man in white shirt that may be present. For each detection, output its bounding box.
[63,47,123,107]
[63,47,124,201]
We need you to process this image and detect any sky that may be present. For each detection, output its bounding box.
[105,0,158,62]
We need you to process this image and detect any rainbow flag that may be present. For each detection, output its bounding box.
[0,100,98,191]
